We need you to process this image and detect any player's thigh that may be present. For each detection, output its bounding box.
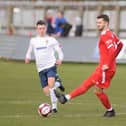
[48,77,55,88]
[39,70,48,89]
[94,70,115,90]
[88,69,102,85]
[101,71,115,88]
[47,66,57,88]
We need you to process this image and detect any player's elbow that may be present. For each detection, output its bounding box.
[117,42,123,52]
[119,42,123,49]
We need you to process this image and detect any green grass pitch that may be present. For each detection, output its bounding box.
[0,60,126,126]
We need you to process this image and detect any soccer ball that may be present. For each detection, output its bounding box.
[38,103,52,117]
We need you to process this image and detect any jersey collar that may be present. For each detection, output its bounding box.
[101,29,110,35]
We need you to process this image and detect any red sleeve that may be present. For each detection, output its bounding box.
[106,45,115,67]
[115,41,123,58]
[103,33,123,67]
[111,34,123,57]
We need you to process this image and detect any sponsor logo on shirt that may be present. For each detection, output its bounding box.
[36,46,47,50]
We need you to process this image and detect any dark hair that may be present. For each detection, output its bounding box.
[97,14,109,22]
[36,20,47,26]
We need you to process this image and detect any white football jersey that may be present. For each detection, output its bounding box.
[25,35,64,72]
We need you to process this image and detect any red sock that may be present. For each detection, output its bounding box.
[69,79,93,99]
[95,92,111,109]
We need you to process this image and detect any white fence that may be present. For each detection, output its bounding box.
[0,1,126,37]
[0,34,126,63]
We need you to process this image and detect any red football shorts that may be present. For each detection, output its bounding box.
[87,68,115,89]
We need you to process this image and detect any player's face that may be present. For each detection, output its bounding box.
[96,18,108,32]
[57,12,62,18]
[36,24,47,36]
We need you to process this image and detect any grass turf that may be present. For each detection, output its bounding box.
[0,60,126,126]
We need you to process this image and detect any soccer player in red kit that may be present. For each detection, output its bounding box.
[54,14,123,117]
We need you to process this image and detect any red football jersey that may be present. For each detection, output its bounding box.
[98,29,123,71]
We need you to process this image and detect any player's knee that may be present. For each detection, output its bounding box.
[48,78,55,88]
[43,87,50,96]
[93,85,103,94]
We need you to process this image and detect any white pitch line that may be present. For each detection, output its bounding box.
[0,100,126,109]
[0,100,40,104]
[0,112,126,119]
[64,112,126,118]
[68,102,126,108]
[0,115,37,118]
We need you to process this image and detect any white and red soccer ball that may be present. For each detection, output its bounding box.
[38,103,52,117]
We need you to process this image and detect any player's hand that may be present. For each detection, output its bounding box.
[55,59,62,65]
[102,64,109,71]
[25,58,30,64]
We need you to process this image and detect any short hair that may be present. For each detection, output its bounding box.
[97,14,109,23]
[36,20,47,26]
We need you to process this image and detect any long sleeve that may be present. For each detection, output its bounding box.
[25,40,33,59]
[105,43,116,67]
[54,43,64,61]
[102,34,123,67]
[115,41,123,58]
[106,38,123,66]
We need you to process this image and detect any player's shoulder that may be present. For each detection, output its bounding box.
[29,36,40,45]
[47,36,58,43]
[101,29,110,35]
[47,36,56,40]
[106,30,117,40]
[106,30,113,35]
[101,29,113,38]
[30,36,38,41]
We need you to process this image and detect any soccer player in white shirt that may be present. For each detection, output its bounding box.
[25,20,64,113]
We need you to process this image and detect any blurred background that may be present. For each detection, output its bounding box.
[0,2,126,126]
[0,0,126,62]
[0,0,126,37]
